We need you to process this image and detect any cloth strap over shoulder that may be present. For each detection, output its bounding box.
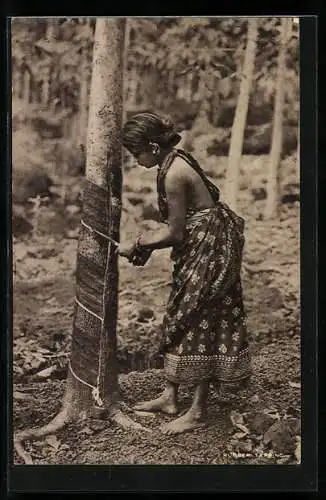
[157,148,220,221]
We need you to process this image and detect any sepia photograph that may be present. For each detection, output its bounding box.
[11,16,301,467]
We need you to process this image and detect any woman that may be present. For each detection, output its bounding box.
[119,112,251,435]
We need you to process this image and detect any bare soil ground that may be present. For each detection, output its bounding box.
[13,178,301,464]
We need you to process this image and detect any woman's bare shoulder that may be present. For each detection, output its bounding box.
[165,155,192,185]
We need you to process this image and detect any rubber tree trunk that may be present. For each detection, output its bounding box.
[224,18,258,211]
[264,17,292,219]
[62,17,126,419]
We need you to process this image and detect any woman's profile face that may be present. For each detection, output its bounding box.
[132,150,157,168]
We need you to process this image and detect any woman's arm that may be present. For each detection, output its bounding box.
[138,166,187,250]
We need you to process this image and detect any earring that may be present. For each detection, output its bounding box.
[149,142,160,155]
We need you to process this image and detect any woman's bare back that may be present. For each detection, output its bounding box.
[166,155,216,214]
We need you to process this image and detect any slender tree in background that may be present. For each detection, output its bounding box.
[22,65,31,109]
[14,17,148,465]
[41,19,57,105]
[77,18,92,147]
[223,18,258,211]
[264,17,292,219]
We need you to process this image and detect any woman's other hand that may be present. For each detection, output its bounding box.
[118,241,152,266]
[131,248,152,266]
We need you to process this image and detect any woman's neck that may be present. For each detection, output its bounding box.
[157,147,175,167]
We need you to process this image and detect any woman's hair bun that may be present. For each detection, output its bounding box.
[122,111,181,151]
[162,131,182,147]
[160,115,175,132]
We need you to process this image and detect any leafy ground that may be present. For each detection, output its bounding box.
[12,148,301,465]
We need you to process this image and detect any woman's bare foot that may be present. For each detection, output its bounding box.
[160,381,209,434]
[160,409,206,435]
[134,393,178,415]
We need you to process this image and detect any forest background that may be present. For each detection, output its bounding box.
[12,17,301,465]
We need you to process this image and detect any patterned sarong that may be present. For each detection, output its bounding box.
[157,149,251,386]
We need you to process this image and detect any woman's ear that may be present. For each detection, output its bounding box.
[149,142,160,155]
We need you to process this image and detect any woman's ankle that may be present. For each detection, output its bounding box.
[164,381,178,401]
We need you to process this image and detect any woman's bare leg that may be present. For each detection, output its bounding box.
[160,381,209,434]
[134,380,179,415]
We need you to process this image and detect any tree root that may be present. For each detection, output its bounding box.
[110,408,153,432]
[14,403,151,464]
[14,406,70,465]
[14,440,34,465]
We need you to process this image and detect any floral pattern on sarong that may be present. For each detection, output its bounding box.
[157,149,251,385]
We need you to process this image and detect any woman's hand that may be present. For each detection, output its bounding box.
[118,240,152,266]
[131,248,152,266]
[118,241,138,261]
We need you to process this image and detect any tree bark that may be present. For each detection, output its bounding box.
[62,17,126,415]
[224,18,258,211]
[264,17,292,219]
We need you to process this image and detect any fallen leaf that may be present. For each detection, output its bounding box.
[263,421,294,454]
[41,307,63,316]
[288,381,301,389]
[89,420,107,432]
[13,391,35,402]
[230,410,244,427]
[263,408,281,420]
[14,366,24,375]
[35,365,56,379]
[235,423,250,434]
[249,394,260,403]
[233,431,249,440]
[79,426,94,436]
[134,410,156,418]
[60,444,70,451]
[249,412,275,435]
[237,440,253,453]
[32,352,46,362]
[37,347,52,355]
[45,435,61,451]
